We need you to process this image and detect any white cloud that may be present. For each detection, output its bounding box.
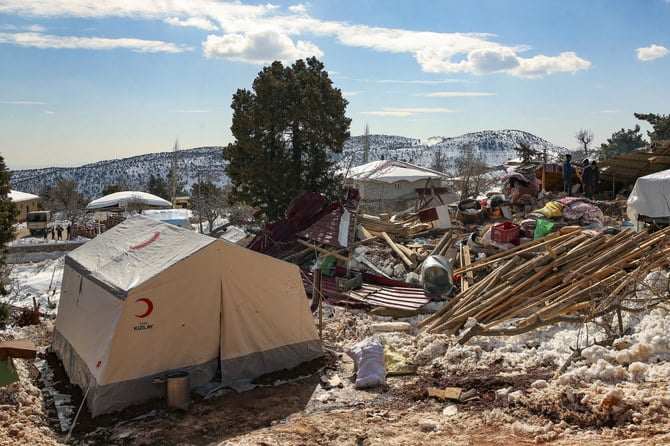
[0,23,44,32]
[332,24,589,78]
[511,52,592,78]
[1,100,46,105]
[288,4,309,15]
[375,78,468,85]
[203,29,322,63]
[463,47,521,74]
[361,107,454,117]
[164,16,218,31]
[0,32,189,52]
[25,24,45,32]
[0,0,591,77]
[636,44,669,62]
[362,110,413,117]
[424,92,494,97]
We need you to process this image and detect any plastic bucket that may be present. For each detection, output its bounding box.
[165,371,190,410]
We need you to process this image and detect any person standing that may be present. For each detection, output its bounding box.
[585,160,600,199]
[582,159,595,199]
[562,154,575,196]
[579,159,589,195]
[56,224,63,241]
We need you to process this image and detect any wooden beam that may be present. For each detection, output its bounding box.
[381,231,416,269]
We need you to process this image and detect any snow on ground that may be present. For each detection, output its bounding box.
[4,257,63,317]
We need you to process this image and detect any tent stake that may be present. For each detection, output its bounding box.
[65,380,93,442]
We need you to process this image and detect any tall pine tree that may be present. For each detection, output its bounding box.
[223,57,351,221]
[0,155,18,297]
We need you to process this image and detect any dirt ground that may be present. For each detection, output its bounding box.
[3,307,670,446]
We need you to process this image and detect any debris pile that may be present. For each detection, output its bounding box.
[419,226,670,343]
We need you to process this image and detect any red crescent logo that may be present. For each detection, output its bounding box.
[135,297,154,318]
[130,231,160,250]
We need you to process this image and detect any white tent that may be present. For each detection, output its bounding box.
[627,169,670,229]
[52,215,322,416]
[86,191,171,210]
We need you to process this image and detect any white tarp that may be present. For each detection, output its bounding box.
[627,169,670,228]
[347,160,446,183]
[143,209,192,228]
[86,191,171,210]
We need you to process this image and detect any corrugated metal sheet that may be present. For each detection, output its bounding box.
[302,269,432,311]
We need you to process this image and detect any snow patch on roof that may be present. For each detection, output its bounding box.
[86,191,171,209]
[9,189,40,202]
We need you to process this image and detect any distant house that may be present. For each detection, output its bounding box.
[172,196,190,209]
[8,189,41,222]
[344,160,458,213]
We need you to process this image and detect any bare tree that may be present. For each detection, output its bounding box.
[431,149,448,173]
[191,181,226,234]
[453,144,491,198]
[41,180,86,224]
[575,129,594,157]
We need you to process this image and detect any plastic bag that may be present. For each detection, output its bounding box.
[346,337,386,388]
[533,219,554,239]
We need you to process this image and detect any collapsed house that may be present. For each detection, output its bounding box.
[52,215,322,416]
[345,160,459,213]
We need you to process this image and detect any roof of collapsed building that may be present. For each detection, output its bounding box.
[599,140,670,186]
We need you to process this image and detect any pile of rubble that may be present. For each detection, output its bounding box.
[255,189,669,348]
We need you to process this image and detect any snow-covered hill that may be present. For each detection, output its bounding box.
[340,129,566,170]
[10,130,567,198]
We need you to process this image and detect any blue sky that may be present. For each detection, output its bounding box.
[1,0,669,170]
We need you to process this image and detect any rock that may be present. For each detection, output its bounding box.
[601,389,624,410]
[419,419,438,432]
[442,405,458,416]
[531,379,548,390]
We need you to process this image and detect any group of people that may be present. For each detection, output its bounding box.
[46,223,71,240]
[562,154,600,199]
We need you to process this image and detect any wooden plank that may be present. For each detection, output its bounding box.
[381,231,416,269]
[0,339,37,360]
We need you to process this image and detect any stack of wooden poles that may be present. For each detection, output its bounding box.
[418,226,670,343]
